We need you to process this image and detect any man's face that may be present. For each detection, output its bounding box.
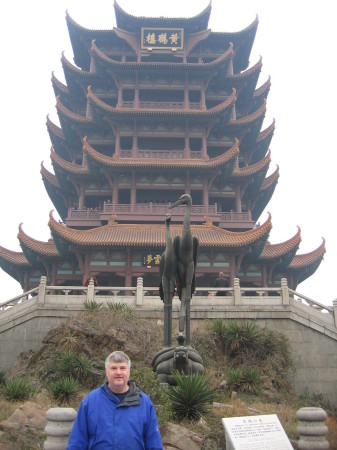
[105,360,130,393]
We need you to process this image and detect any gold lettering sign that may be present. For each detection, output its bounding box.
[143,252,162,267]
[141,28,184,50]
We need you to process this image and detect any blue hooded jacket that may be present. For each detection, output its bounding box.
[67,381,163,450]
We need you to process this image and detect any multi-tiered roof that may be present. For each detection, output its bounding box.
[0,1,325,291]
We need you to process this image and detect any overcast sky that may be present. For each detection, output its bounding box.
[0,0,335,306]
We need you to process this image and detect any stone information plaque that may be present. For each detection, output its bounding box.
[222,414,293,450]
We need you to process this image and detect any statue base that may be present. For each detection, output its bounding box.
[151,339,205,385]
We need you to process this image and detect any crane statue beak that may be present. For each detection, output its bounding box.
[169,198,183,209]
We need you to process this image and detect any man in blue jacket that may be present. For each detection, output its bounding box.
[67,351,163,449]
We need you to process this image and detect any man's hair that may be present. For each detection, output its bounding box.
[105,351,131,369]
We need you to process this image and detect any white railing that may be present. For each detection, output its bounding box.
[289,289,333,314]
[1,277,336,330]
[0,287,39,311]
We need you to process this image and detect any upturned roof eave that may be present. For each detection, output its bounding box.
[17,224,59,258]
[233,150,271,179]
[113,0,211,32]
[51,72,69,96]
[0,245,29,266]
[289,239,326,269]
[258,227,302,261]
[91,39,233,73]
[46,116,65,140]
[50,148,89,177]
[47,210,272,249]
[87,86,236,120]
[40,163,60,188]
[83,136,239,170]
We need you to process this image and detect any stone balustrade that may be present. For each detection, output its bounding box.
[1,277,335,327]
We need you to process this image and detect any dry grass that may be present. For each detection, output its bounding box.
[327,415,337,449]
[66,308,164,365]
[0,399,19,422]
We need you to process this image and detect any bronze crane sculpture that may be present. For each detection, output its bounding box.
[159,213,177,347]
[169,194,199,344]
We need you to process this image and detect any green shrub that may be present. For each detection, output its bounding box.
[227,366,261,394]
[207,318,226,338]
[106,302,133,315]
[131,367,172,425]
[207,318,227,355]
[47,377,80,403]
[225,320,259,356]
[206,319,259,358]
[53,350,93,383]
[59,329,80,350]
[193,319,295,395]
[2,376,36,402]
[83,299,102,311]
[168,371,214,421]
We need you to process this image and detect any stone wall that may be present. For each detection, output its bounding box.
[255,318,337,404]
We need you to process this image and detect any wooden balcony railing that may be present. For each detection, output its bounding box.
[65,204,254,229]
[122,101,201,110]
[119,150,202,159]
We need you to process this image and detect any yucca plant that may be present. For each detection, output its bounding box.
[2,376,36,402]
[83,299,102,311]
[207,318,226,337]
[225,320,259,356]
[54,350,93,382]
[47,376,80,403]
[72,353,94,382]
[59,329,80,350]
[239,367,261,393]
[168,371,214,420]
[207,318,226,354]
[107,302,133,315]
[227,366,261,394]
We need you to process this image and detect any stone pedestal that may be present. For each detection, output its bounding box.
[44,407,77,450]
[152,345,204,385]
[296,407,329,449]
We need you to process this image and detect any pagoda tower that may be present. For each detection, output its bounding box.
[0,2,325,292]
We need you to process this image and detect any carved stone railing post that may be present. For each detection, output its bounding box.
[136,277,143,306]
[281,277,289,305]
[333,299,337,328]
[37,276,47,305]
[86,277,95,302]
[233,277,241,306]
[296,407,329,449]
[44,407,77,450]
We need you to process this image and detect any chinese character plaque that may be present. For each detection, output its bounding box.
[141,28,184,50]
